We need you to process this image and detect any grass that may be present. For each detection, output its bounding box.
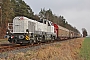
[0,39,8,43]
[0,39,7,40]
[80,37,90,60]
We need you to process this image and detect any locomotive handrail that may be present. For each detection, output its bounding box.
[8,23,13,33]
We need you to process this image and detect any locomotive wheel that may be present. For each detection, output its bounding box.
[14,39,17,44]
[11,38,17,44]
[35,37,39,43]
[53,36,55,40]
[11,39,17,46]
[29,40,34,45]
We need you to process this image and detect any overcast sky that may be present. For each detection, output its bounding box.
[23,0,90,35]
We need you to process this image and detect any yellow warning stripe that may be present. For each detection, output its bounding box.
[25,35,30,40]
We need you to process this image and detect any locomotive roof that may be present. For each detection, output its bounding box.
[13,16,54,26]
[13,16,31,20]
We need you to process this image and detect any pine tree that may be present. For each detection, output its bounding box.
[11,0,34,19]
[2,0,14,23]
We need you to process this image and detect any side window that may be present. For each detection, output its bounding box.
[51,22,53,26]
[44,20,46,24]
[48,22,50,26]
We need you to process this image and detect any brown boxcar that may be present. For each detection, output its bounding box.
[58,25,69,40]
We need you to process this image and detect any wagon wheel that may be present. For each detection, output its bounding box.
[12,38,17,45]
[29,40,34,45]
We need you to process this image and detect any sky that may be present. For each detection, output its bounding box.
[23,0,90,35]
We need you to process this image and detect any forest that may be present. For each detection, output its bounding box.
[0,0,80,38]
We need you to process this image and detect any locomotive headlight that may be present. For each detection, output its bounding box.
[6,32,8,34]
[6,29,10,34]
[11,36,14,39]
[4,35,10,38]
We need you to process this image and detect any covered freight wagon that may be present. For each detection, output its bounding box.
[58,25,69,40]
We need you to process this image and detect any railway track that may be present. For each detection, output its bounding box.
[0,40,52,53]
[0,44,20,52]
[0,38,74,53]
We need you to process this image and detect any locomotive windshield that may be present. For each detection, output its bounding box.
[38,19,43,23]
